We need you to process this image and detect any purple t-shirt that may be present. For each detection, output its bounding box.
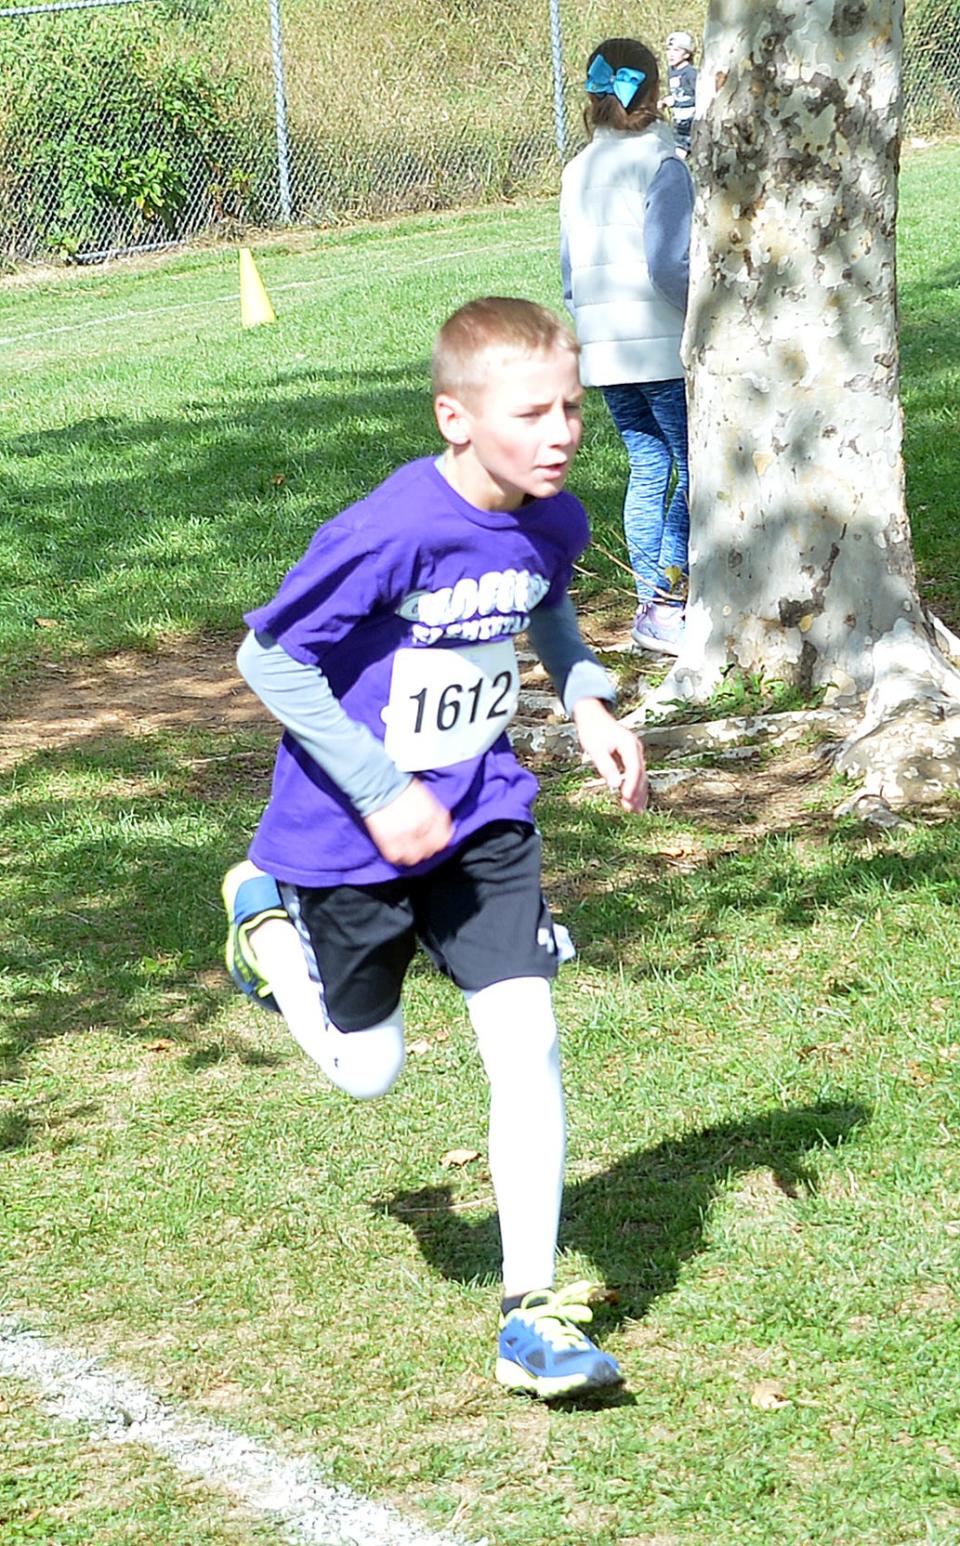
[245,455,590,886]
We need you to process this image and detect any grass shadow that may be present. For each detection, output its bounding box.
[0,727,276,1084]
[384,1098,870,1323]
[180,1042,282,1071]
[0,1100,101,1154]
[535,794,960,980]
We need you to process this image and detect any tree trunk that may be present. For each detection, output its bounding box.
[653,0,960,807]
[668,0,926,700]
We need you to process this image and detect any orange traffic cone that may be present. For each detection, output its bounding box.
[239,247,276,328]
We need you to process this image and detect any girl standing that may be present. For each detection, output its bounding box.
[560,37,693,655]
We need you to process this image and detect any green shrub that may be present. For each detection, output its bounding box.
[0,17,249,260]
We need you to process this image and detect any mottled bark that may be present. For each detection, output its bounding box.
[648,0,960,806]
[667,0,927,701]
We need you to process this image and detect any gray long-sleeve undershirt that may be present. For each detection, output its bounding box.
[643,155,692,311]
[526,593,614,715]
[238,597,614,818]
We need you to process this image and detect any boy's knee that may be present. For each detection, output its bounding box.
[466,977,559,1072]
[323,1009,406,1100]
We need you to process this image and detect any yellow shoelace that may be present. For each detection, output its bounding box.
[518,1281,600,1349]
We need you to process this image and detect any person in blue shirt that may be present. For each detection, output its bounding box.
[662,30,697,158]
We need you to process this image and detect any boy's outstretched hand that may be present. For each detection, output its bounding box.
[573,698,649,812]
[365,778,454,867]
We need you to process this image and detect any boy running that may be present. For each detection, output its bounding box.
[223,296,647,1399]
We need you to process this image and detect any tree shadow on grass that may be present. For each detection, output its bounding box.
[0,364,436,695]
[4,711,958,1089]
[0,1100,101,1154]
[180,1042,282,1072]
[0,727,278,1085]
[534,795,960,983]
[383,1098,870,1328]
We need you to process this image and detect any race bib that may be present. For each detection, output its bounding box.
[381,641,520,773]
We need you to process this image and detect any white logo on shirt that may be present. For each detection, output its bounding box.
[397,568,550,645]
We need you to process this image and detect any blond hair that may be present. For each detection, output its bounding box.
[432,296,579,401]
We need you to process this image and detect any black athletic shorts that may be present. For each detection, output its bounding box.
[290,820,559,1032]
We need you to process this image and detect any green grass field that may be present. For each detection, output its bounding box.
[1,150,959,1546]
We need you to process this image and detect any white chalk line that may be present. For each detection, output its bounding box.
[0,1323,478,1546]
[0,239,553,349]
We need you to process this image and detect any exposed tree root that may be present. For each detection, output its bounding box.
[830,621,960,810]
[516,611,960,820]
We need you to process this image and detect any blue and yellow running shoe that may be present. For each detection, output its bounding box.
[496,1282,624,1399]
[221,860,288,1014]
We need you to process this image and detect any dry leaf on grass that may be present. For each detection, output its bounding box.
[905,1060,933,1086]
[798,1041,852,1062]
[750,1379,791,1410]
[440,1148,482,1168]
[407,1038,432,1056]
[146,1038,175,1052]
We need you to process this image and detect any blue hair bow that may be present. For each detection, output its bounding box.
[585,54,646,109]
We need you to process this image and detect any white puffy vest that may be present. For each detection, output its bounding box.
[561,122,684,386]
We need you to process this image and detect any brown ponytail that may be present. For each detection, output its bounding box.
[583,38,661,137]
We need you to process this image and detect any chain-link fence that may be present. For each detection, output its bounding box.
[904,0,960,130]
[0,0,957,266]
[0,0,275,261]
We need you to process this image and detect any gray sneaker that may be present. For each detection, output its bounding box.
[631,603,684,656]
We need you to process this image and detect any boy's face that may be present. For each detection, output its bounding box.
[435,346,584,511]
[666,42,691,66]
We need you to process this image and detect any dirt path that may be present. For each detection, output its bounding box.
[0,641,270,770]
[0,639,834,839]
